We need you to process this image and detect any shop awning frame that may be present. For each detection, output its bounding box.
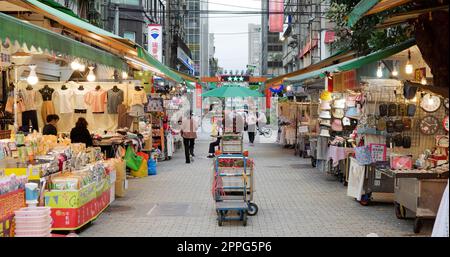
[0,12,126,70]
[286,38,416,82]
[347,0,413,27]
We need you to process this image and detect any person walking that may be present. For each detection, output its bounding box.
[246,110,257,145]
[181,111,198,163]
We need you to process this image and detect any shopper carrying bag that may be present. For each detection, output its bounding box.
[181,111,198,163]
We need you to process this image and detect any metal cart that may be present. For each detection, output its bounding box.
[358,163,395,206]
[213,154,250,226]
[378,165,449,233]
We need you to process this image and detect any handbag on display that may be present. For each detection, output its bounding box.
[390,155,413,169]
[403,82,418,100]
[376,117,386,131]
[331,118,343,132]
[346,95,357,107]
[394,134,403,147]
[398,103,407,116]
[386,135,393,147]
[402,117,412,130]
[407,104,417,117]
[403,136,412,148]
[379,103,388,117]
[388,103,397,116]
[345,106,361,119]
[394,119,404,132]
[386,120,395,133]
[355,145,372,165]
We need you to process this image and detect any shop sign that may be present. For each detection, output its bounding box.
[196,83,202,109]
[147,24,163,62]
[332,70,356,92]
[414,67,426,81]
[177,47,195,72]
[324,31,335,44]
[269,0,284,32]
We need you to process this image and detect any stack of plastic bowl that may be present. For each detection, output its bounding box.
[13,207,52,237]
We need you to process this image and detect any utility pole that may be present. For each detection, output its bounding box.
[114,5,119,36]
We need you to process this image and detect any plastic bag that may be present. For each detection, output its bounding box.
[131,160,148,178]
[125,146,143,171]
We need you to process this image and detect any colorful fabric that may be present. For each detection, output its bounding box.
[84,89,107,113]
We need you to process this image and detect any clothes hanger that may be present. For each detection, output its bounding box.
[78,85,84,90]
[95,85,101,90]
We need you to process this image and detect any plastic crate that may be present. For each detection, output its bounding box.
[0,189,26,220]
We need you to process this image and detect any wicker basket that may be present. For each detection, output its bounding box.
[0,130,11,140]
[0,189,26,221]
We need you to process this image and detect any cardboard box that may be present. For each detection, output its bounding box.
[115,179,126,197]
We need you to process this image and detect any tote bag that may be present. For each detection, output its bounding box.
[355,146,372,165]
[125,146,143,171]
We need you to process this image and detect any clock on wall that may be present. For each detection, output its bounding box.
[443,116,449,132]
[444,98,449,109]
[420,94,441,113]
[419,115,439,135]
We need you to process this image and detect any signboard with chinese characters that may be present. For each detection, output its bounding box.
[269,0,283,32]
[147,24,163,62]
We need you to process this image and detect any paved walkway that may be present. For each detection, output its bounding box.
[79,136,433,237]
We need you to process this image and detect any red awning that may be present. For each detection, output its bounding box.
[298,37,318,58]
[324,31,335,44]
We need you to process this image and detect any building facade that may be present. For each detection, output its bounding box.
[260,1,284,77]
[185,0,209,77]
[248,24,261,76]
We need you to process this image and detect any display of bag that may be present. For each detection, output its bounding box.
[345,106,361,119]
[407,103,416,117]
[403,82,418,100]
[124,146,143,171]
[376,117,386,131]
[355,146,372,165]
[332,108,345,119]
[131,159,148,178]
[331,118,343,132]
[394,119,404,132]
[346,95,357,107]
[398,103,407,116]
[394,134,403,147]
[403,117,412,130]
[403,136,412,148]
[388,103,397,116]
[379,103,388,117]
[386,120,395,133]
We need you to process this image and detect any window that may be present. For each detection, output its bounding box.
[111,0,140,5]
[123,31,136,42]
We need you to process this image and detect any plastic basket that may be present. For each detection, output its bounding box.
[14,207,51,217]
[15,219,52,230]
[0,189,26,220]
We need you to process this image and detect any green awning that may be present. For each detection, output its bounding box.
[26,0,122,39]
[286,38,416,82]
[137,47,183,83]
[0,12,126,70]
[347,0,380,27]
[202,85,263,98]
[37,0,82,20]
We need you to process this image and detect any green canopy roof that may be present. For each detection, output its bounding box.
[26,0,121,39]
[286,38,416,82]
[37,0,82,20]
[202,85,263,98]
[0,12,126,70]
[347,0,380,27]
[137,47,183,83]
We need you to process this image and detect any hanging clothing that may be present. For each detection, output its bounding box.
[41,101,56,122]
[84,89,107,113]
[107,88,124,114]
[117,104,133,129]
[21,110,39,132]
[21,89,38,111]
[39,87,54,101]
[55,88,74,114]
[73,89,87,112]
[129,105,145,117]
[128,89,147,107]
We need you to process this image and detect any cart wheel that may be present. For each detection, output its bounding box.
[413,218,422,234]
[218,218,223,227]
[394,202,406,219]
[247,203,258,216]
[242,212,247,226]
[359,194,371,206]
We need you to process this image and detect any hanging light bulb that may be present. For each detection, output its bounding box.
[122,71,128,80]
[391,61,398,76]
[78,63,86,72]
[87,66,96,82]
[405,50,413,74]
[376,62,383,78]
[286,85,292,91]
[71,59,80,70]
[27,65,38,85]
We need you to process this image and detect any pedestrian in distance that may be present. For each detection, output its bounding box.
[181,111,198,163]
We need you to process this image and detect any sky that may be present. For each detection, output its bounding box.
[208,0,262,73]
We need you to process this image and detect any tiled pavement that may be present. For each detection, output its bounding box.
[79,136,433,237]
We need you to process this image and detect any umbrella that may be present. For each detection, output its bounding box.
[201,85,263,98]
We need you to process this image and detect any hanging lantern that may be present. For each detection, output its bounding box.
[405,50,413,74]
[376,62,383,78]
[87,66,96,82]
[122,71,128,80]
[27,65,38,85]
[71,59,80,70]
[78,63,86,72]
